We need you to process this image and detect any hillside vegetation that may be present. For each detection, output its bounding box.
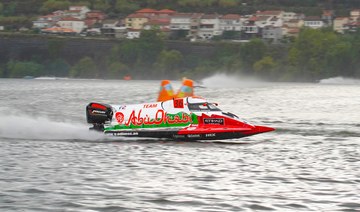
[1,0,360,81]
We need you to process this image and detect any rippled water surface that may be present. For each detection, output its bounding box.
[0,78,359,211]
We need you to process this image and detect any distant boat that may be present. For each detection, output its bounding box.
[34,76,57,80]
[123,75,132,80]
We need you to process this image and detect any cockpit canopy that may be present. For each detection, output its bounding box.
[188,102,221,112]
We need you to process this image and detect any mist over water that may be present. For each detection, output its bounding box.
[0,78,360,211]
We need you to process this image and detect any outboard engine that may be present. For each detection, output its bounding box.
[86,103,113,131]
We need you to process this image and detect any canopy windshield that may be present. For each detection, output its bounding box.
[188,102,221,112]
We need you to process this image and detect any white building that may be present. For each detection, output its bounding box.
[283,12,297,22]
[57,17,85,33]
[262,25,283,43]
[304,16,325,29]
[127,30,141,39]
[197,14,221,40]
[65,6,90,20]
[350,9,360,21]
[170,13,192,30]
[333,17,350,33]
[219,14,242,31]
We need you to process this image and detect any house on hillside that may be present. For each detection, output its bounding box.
[219,14,242,31]
[282,12,297,22]
[262,25,283,43]
[86,10,106,21]
[189,13,203,40]
[57,17,85,33]
[125,13,149,30]
[333,17,349,33]
[135,8,176,19]
[322,10,334,27]
[197,13,221,40]
[304,16,325,29]
[170,13,192,30]
[143,19,170,31]
[350,9,360,21]
[33,14,60,29]
[256,10,284,19]
[254,15,283,28]
[127,29,141,39]
[68,6,90,19]
[241,16,260,40]
[344,21,360,33]
[135,8,158,18]
[157,9,176,18]
[101,19,126,38]
[282,19,304,37]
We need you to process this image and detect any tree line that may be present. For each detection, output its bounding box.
[1,0,360,17]
[1,28,360,81]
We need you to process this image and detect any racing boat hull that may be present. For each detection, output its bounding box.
[86,97,274,141]
[104,125,274,140]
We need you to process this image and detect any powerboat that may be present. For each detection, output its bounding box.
[86,92,274,141]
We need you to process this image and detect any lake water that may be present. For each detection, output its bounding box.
[0,76,359,211]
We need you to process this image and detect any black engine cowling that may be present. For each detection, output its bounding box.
[86,103,113,125]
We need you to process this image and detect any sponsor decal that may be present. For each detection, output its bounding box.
[204,118,224,125]
[115,112,125,124]
[143,104,157,108]
[173,99,184,108]
[124,109,192,126]
[91,109,106,114]
[187,134,201,138]
[173,135,186,138]
[205,133,216,137]
[113,132,138,136]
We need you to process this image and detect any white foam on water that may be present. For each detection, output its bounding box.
[319,76,360,85]
[0,113,106,141]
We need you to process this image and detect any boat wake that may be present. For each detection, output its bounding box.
[201,73,265,88]
[0,114,106,141]
[319,76,360,85]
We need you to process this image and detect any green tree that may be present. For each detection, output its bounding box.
[137,29,165,65]
[107,61,128,79]
[7,60,44,78]
[219,0,238,7]
[0,3,3,15]
[39,0,70,14]
[2,2,16,16]
[111,41,139,67]
[0,16,30,29]
[70,57,98,78]
[240,38,268,73]
[93,0,111,11]
[0,65,4,78]
[213,43,242,72]
[180,0,216,7]
[253,56,277,79]
[324,41,353,77]
[46,59,70,77]
[154,50,183,78]
[288,28,338,80]
[110,29,164,77]
[48,40,65,59]
[115,0,139,13]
